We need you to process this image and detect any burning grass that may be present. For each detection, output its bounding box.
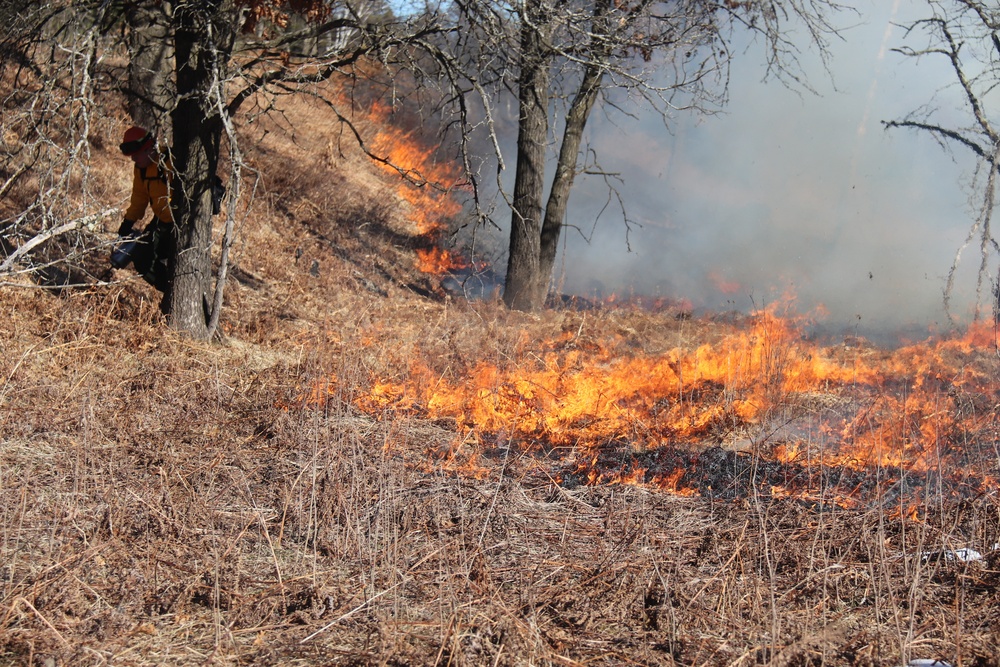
[294,302,1000,510]
[3,79,1000,667]
[3,279,1000,665]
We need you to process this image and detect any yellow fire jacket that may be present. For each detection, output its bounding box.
[124,157,174,224]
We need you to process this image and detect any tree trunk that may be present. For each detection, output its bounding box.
[503,0,550,311]
[168,5,225,339]
[537,60,605,294]
[505,0,611,311]
[125,0,174,137]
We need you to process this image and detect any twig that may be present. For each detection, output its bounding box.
[13,597,70,648]
[299,584,400,643]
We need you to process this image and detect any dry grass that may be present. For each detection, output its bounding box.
[2,81,1000,667]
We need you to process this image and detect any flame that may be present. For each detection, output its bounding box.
[280,89,1000,500]
[416,247,469,274]
[287,303,1000,504]
[708,270,742,295]
[366,101,469,275]
[656,468,698,496]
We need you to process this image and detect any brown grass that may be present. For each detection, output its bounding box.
[2,81,1000,667]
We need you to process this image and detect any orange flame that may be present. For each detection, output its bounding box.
[365,101,469,275]
[416,247,469,274]
[708,271,742,295]
[287,303,1000,502]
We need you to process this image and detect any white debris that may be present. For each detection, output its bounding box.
[919,547,984,563]
[907,660,952,667]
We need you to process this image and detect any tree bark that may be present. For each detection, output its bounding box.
[125,0,174,137]
[504,0,611,311]
[168,4,225,339]
[503,0,550,311]
[537,60,605,296]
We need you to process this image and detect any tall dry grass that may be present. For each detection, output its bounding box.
[1,79,999,667]
[3,277,1000,666]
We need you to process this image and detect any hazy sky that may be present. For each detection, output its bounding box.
[542,0,993,336]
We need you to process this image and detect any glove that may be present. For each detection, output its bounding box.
[117,218,135,237]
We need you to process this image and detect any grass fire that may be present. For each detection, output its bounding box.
[292,300,1000,509]
[2,70,1000,667]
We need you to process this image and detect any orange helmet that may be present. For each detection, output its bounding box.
[119,126,153,156]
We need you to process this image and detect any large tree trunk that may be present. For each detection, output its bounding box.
[125,0,174,137]
[168,4,225,339]
[503,0,551,311]
[505,0,610,311]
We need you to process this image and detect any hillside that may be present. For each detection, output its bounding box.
[2,84,1000,666]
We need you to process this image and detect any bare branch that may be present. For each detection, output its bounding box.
[882,119,990,161]
[887,0,1000,321]
[0,209,116,275]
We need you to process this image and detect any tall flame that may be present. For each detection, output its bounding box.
[286,306,1000,503]
[366,102,468,275]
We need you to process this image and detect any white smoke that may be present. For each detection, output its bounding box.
[547,0,985,338]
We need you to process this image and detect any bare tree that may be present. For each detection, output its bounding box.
[2,0,453,339]
[125,1,175,135]
[2,0,850,328]
[0,4,118,288]
[448,0,848,311]
[884,0,1000,322]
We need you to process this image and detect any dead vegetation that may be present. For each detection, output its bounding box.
[2,82,1000,667]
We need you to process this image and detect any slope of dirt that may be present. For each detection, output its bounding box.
[2,83,1000,667]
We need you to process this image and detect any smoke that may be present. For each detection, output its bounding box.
[531,0,984,338]
[454,1,986,339]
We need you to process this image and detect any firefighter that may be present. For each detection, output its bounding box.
[111,126,176,307]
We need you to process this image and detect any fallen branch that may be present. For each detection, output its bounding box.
[0,208,115,275]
